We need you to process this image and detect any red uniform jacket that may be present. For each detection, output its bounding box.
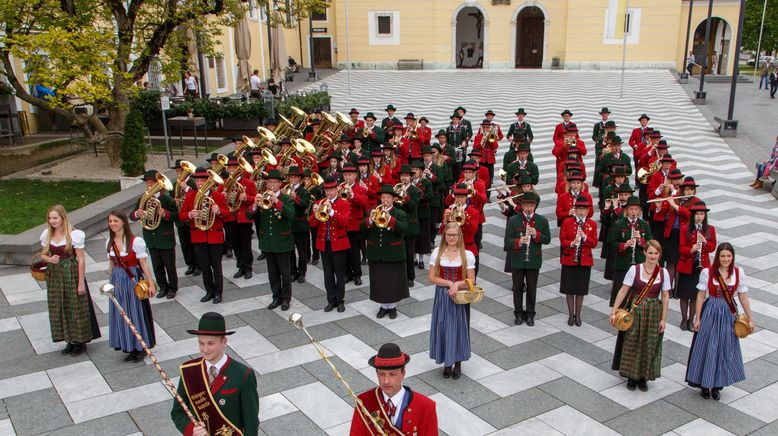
[559,217,598,266]
[269,155,304,173]
[446,178,487,223]
[647,170,674,212]
[345,183,369,232]
[553,122,579,144]
[555,191,594,224]
[472,128,502,164]
[678,224,717,275]
[220,177,257,224]
[377,161,400,186]
[404,127,423,160]
[629,127,650,151]
[309,197,351,252]
[553,138,587,174]
[359,173,381,206]
[349,387,437,436]
[442,205,480,256]
[657,196,700,238]
[179,189,229,244]
[418,126,432,146]
[347,119,366,139]
[476,166,490,187]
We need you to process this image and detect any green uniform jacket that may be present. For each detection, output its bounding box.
[415,178,434,221]
[592,121,605,143]
[608,217,653,271]
[173,179,197,229]
[507,122,534,143]
[290,184,312,233]
[396,185,421,237]
[442,144,456,181]
[502,149,535,171]
[506,160,540,185]
[137,193,178,250]
[364,125,384,153]
[504,213,551,270]
[426,164,443,208]
[446,125,469,156]
[361,206,407,262]
[595,152,633,185]
[171,356,259,436]
[246,193,295,253]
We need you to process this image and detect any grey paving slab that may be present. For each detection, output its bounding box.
[392,331,434,356]
[257,365,319,397]
[102,356,190,391]
[4,388,72,436]
[540,331,615,366]
[38,412,139,436]
[538,377,630,423]
[127,400,181,436]
[417,371,502,410]
[265,321,348,351]
[734,358,778,393]
[664,388,766,436]
[468,329,508,356]
[333,315,400,347]
[260,410,327,436]
[605,399,696,436]
[749,420,778,436]
[0,330,35,363]
[301,356,375,400]
[471,387,564,430]
[482,339,561,370]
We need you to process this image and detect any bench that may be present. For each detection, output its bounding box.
[713,116,738,138]
[398,59,424,70]
[770,167,778,199]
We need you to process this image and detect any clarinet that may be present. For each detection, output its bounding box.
[573,219,584,264]
[524,219,532,262]
[630,220,638,266]
[694,225,703,270]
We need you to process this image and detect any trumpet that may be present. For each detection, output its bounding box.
[465,181,475,198]
[193,170,224,231]
[448,203,467,226]
[139,172,174,230]
[173,160,196,209]
[485,126,498,145]
[258,190,276,210]
[393,183,408,205]
[370,205,390,228]
[338,182,351,200]
[315,198,332,222]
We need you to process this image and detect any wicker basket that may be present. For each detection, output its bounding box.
[452,279,484,305]
[30,254,47,282]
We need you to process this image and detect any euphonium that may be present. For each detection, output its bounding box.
[223,156,255,213]
[173,160,196,208]
[315,198,332,222]
[140,172,174,230]
[256,126,278,146]
[305,172,324,191]
[292,138,317,170]
[370,205,389,228]
[193,170,224,231]
[310,112,338,156]
[275,106,308,140]
[338,182,351,200]
[236,135,258,157]
[449,203,466,226]
[331,112,353,141]
[250,148,278,182]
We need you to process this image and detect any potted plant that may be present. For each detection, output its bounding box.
[219,98,268,130]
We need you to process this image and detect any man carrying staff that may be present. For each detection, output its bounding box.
[350,343,438,436]
[171,312,259,436]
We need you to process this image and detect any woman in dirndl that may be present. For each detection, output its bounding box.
[39,205,101,357]
[428,222,474,380]
[686,243,754,400]
[610,240,671,392]
[106,210,157,363]
[676,201,716,332]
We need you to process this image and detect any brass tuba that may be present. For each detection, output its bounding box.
[236,135,258,158]
[193,170,224,231]
[250,148,278,183]
[223,156,255,213]
[315,198,332,222]
[293,138,318,170]
[370,205,389,229]
[140,172,174,230]
[210,154,229,174]
[310,111,338,156]
[275,106,308,140]
[256,126,278,146]
[174,160,197,209]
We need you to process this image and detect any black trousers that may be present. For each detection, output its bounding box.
[223,222,234,255]
[346,231,363,278]
[266,251,292,303]
[610,269,629,307]
[430,208,440,245]
[771,82,777,98]
[290,231,309,278]
[512,268,539,318]
[149,248,178,293]
[176,225,196,269]
[405,236,417,281]
[193,243,223,296]
[232,222,254,270]
[309,227,320,261]
[485,163,495,199]
[476,224,483,248]
[322,242,348,304]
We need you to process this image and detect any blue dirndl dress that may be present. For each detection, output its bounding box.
[429,263,471,367]
[108,237,156,353]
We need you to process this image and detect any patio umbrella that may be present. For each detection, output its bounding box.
[234,14,252,93]
[185,26,199,74]
[270,13,288,85]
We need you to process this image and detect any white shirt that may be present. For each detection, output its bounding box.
[105,237,148,259]
[697,267,749,295]
[250,75,262,91]
[623,265,672,292]
[381,387,406,425]
[429,247,476,269]
[206,353,228,377]
[40,229,85,249]
[185,76,197,91]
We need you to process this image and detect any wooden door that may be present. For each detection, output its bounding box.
[313,37,332,69]
[516,16,544,68]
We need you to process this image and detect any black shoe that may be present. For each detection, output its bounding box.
[354,277,362,286]
[575,315,582,327]
[225,249,234,259]
[281,303,290,311]
[680,319,688,331]
[297,276,305,284]
[361,258,367,266]
[377,308,388,319]
[213,295,222,304]
[258,253,266,261]
[200,292,214,303]
[337,303,345,313]
[567,314,575,326]
[526,316,535,327]
[638,380,648,392]
[324,303,336,312]
[311,258,319,266]
[515,315,524,325]
[244,270,253,280]
[388,308,397,320]
[407,279,414,288]
[417,261,424,270]
[443,366,452,378]
[62,343,75,355]
[711,388,721,401]
[291,273,299,282]
[166,291,177,299]
[192,268,201,277]
[701,388,711,399]
[268,300,281,310]
[70,343,85,357]
[156,288,169,299]
[184,266,195,276]
[452,362,462,380]
[132,351,146,363]
[626,379,637,391]
[344,276,353,284]
[124,351,139,362]
[233,269,245,279]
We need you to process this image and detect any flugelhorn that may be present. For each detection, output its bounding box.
[315,198,332,222]
[370,205,389,228]
[258,190,276,210]
[288,313,393,436]
[448,203,467,226]
[338,182,351,200]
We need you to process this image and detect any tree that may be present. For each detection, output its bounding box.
[742,0,778,55]
[120,108,148,176]
[0,0,328,166]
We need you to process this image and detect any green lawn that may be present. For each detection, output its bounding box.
[0,179,120,234]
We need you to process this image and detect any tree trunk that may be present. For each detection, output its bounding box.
[105,77,131,167]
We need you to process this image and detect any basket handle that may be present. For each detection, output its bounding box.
[31,252,43,264]
[464,279,475,293]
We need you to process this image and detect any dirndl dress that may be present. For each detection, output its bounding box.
[686,268,747,389]
[108,237,156,353]
[429,249,474,367]
[41,229,101,344]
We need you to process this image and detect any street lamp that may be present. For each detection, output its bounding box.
[678,0,694,83]
[718,0,747,138]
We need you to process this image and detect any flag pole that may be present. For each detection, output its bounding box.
[619,0,631,99]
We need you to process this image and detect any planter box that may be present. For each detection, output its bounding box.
[221,117,260,131]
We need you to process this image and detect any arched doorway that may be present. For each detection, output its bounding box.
[455,7,484,68]
[515,6,545,68]
[692,17,731,75]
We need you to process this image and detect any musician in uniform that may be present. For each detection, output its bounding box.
[600,181,633,279]
[179,167,229,304]
[436,129,457,183]
[381,104,401,131]
[455,106,473,143]
[658,176,702,294]
[131,170,179,299]
[442,183,481,279]
[507,108,534,144]
[505,193,551,326]
[322,150,343,182]
[505,142,539,186]
[358,156,381,208]
[559,197,598,326]
[207,153,233,260]
[246,169,295,311]
[172,160,200,277]
[286,166,312,284]
[608,196,653,307]
[446,112,468,182]
[649,168,684,279]
[223,155,257,280]
[598,165,628,214]
[347,108,365,140]
[553,123,587,175]
[362,185,409,320]
[171,312,259,436]
[304,169,324,266]
[421,146,444,248]
[677,201,716,331]
[341,164,368,286]
[310,176,351,312]
[593,122,617,186]
[592,107,611,143]
[403,113,422,161]
[396,164,422,288]
[553,109,576,144]
[349,343,438,435]
[473,118,502,190]
[555,172,593,228]
[646,155,677,225]
[595,135,632,189]
[411,160,434,269]
[417,116,432,146]
[362,112,384,153]
[629,114,651,156]
[466,150,491,189]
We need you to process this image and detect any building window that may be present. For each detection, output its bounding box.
[312,8,327,21]
[215,56,227,91]
[624,10,633,35]
[377,15,391,35]
[369,11,400,45]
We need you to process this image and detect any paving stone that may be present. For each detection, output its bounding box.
[38,412,139,436]
[471,387,563,429]
[733,359,778,393]
[396,298,434,318]
[0,330,34,363]
[482,339,560,370]
[540,331,614,366]
[605,399,696,436]
[392,331,433,356]
[664,388,766,435]
[102,356,189,391]
[334,315,400,347]
[749,420,778,436]
[538,377,629,422]
[417,371,501,410]
[301,356,375,400]
[468,329,506,356]
[127,400,181,436]
[147,303,197,331]
[260,410,327,436]
[257,365,319,397]
[4,388,72,435]
[265,321,347,350]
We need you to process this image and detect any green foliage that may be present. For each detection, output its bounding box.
[132,89,163,124]
[277,91,331,117]
[119,109,147,177]
[219,98,268,120]
[743,0,778,53]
